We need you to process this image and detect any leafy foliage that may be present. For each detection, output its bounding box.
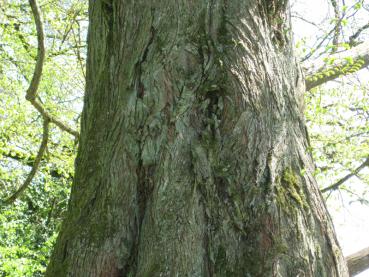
[306,83,369,202]
[0,0,86,274]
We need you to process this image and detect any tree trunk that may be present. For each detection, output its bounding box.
[46,0,349,276]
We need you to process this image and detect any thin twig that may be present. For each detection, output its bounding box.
[71,22,86,79]
[301,28,335,62]
[321,156,369,193]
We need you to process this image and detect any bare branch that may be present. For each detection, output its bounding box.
[31,98,80,138]
[2,119,49,205]
[346,247,369,276]
[25,0,45,101]
[0,0,79,206]
[301,28,335,62]
[1,148,72,179]
[291,14,326,32]
[321,156,369,193]
[304,41,369,90]
[71,21,86,80]
[26,0,79,138]
[349,21,369,45]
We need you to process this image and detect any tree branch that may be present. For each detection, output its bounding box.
[329,0,341,50]
[31,98,80,137]
[1,148,71,179]
[349,21,369,45]
[25,0,45,101]
[26,0,79,138]
[346,247,369,276]
[321,156,369,193]
[0,0,77,206]
[304,41,369,90]
[2,119,49,205]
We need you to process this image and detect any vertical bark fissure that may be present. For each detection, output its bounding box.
[135,26,156,100]
[123,17,158,276]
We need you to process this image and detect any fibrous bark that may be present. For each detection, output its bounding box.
[46,0,349,276]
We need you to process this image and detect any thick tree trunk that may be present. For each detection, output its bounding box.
[46,0,349,276]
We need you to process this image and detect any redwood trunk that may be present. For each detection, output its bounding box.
[46,0,349,276]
